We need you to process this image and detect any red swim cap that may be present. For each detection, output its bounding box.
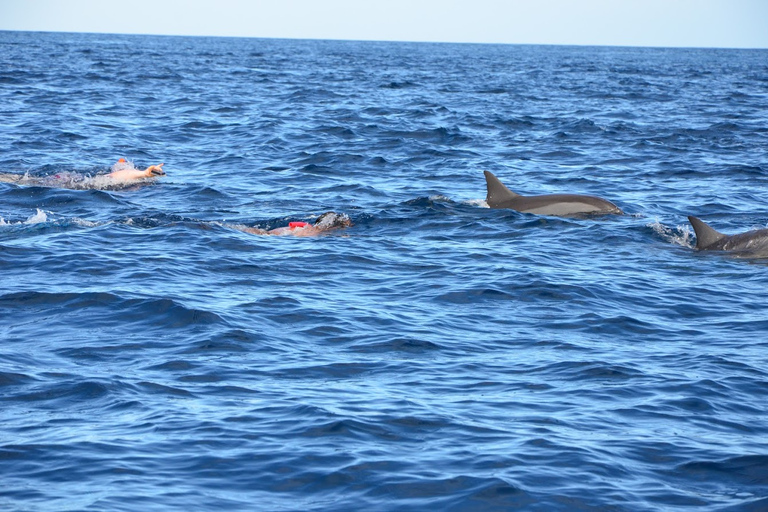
[289,221,309,229]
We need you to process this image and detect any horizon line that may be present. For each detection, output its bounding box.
[2,28,767,51]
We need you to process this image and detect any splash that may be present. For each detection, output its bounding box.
[111,159,135,173]
[25,209,48,224]
[647,218,694,248]
[314,212,351,230]
[72,218,100,228]
[0,172,151,190]
[465,199,489,208]
[0,209,104,229]
[0,209,49,226]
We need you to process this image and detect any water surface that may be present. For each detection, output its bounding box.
[1,31,768,511]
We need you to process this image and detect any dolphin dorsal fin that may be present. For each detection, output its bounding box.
[688,216,727,249]
[484,171,520,206]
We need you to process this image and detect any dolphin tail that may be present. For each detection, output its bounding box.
[484,171,519,207]
[688,216,727,250]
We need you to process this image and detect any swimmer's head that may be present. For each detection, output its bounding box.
[314,212,351,230]
[148,163,165,176]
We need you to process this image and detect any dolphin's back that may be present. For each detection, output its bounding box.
[513,194,620,216]
[483,170,622,216]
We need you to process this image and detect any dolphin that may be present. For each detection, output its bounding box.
[484,171,622,217]
[688,216,768,257]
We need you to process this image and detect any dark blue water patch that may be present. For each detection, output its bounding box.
[350,336,443,354]
[0,291,226,339]
[0,371,36,387]
[380,80,420,89]
[1,185,126,209]
[6,379,114,406]
[668,455,768,505]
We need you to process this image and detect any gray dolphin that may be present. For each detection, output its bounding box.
[688,216,768,257]
[484,171,622,217]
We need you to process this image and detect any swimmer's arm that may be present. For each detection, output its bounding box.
[107,163,165,181]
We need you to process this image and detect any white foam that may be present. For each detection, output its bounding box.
[0,209,50,226]
[24,209,48,224]
[648,218,694,248]
[465,199,490,208]
[72,218,100,227]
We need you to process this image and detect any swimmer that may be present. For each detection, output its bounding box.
[241,212,352,237]
[107,158,166,181]
[0,158,165,188]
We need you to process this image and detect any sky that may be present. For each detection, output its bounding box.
[1,0,767,49]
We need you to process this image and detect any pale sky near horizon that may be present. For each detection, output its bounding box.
[1,0,767,49]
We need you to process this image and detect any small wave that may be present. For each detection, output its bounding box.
[351,336,442,353]
[386,126,470,145]
[0,209,103,230]
[12,380,112,404]
[180,120,227,130]
[0,371,35,386]
[380,80,419,89]
[404,195,458,208]
[0,291,226,331]
[673,455,768,486]
[559,118,604,133]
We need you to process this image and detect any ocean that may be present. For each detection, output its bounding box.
[1,31,768,511]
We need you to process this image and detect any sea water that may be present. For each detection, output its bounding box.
[1,31,768,511]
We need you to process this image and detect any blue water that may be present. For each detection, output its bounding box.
[2,31,768,511]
